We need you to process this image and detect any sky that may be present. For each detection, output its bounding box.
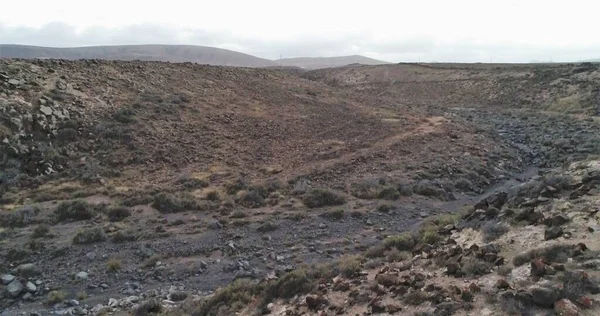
[1,0,599,63]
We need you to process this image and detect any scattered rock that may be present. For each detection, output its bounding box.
[530,285,558,307]
[6,279,24,298]
[306,295,328,310]
[531,259,547,277]
[75,271,89,281]
[554,298,580,316]
[207,220,223,230]
[1,274,15,285]
[25,281,37,293]
[545,226,563,240]
[15,263,39,277]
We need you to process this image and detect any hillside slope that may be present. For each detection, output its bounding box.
[277,55,390,69]
[0,44,276,67]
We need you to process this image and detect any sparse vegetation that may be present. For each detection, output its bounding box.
[338,255,362,278]
[482,221,510,242]
[513,244,573,266]
[107,258,122,272]
[460,257,494,277]
[32,224,50,238]
[73,227,107,244]
[302,188,346,208]
[384,233,416,251]
[107,206,131,222]
[46,290,67,305]
[152,192,199,213]
[55,200,96,222]
[320,208,345,220]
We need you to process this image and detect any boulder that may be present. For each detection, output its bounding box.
[1,274,15,285]
[531,259,547,277]
[554,298,580,316]
[530,285,558,307]
[545,226,563,240]
[75,271,89,281]
[6,279,24,298]
[25,281,37,293]
[15,263,39,277]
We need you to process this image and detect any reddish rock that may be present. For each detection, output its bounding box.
[576,296,593,309]
[531,259,547,277]
[469,282,481,292]
[306,295,328,311]
[554,298,580,316]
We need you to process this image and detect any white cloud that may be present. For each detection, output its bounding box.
[1,0,599,62]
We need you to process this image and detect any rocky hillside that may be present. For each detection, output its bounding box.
[1,59,600,316]
[305,63,600,115]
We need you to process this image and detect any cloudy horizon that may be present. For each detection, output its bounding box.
[1,0,599,63]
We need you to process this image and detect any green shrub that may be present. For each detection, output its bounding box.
[46,290,67,305]
[482,221,510,242]
[339,256,362,278]
[320,208,345,220]
[112,107,136,124]
[112,230,136,243]
[32,224,51,239]
[55,200,96,222]
[237,190,266,208]
[302,188,346,208]
[461,257,494,277]
[107,206,131,222]
[377,186,400,200]
[383,233,415,251]
[73,227,106,244]
[152,192,198,213]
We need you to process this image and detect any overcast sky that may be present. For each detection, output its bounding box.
[1,0,599,62]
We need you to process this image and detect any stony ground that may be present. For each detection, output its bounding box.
[1,60,600,316]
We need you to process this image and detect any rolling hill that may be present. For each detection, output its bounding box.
[0,44,276,67]
[276,55,390,69]
[0,44,390,69]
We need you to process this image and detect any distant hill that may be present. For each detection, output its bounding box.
[0,44,391,69]
[0,44,276,68]
[276,55,390,69]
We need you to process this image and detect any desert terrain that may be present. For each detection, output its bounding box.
[1,59,600,316]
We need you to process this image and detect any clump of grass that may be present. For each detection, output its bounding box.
[236,190,266,208]
[32,224,51,239]
[107,258,122,272]
[55,200,96,222]
[404,290,428,305]
[482,221,510,242]
[152,192,198,213]
[107,206,131,222]
[230,210,247,218]
[513,244,573,266]
[205,191,220,201]
[302,188,346,208]
[461,257,494,277]
[112,230,136,243]
[73,227,106,244]
[320,208,345,220]
[383,233,415,251]
[143,255,163,268]
[46,290,67,305]
[385,249,412,262]
[338,256,362,278]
